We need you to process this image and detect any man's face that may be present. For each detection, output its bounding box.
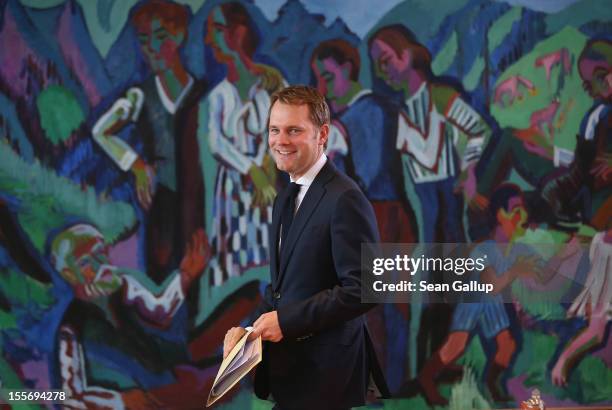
[579,57,612,101]
[369,38,411,90]
[268,102,328,180]
[497,196,528,239]
[312,57,352,112]
[137,17,184,72]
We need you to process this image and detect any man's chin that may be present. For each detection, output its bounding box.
[271,159,288,171]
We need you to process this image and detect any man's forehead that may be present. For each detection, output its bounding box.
[269,102,311,123]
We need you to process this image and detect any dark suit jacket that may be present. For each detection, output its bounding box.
[253,160,389,409]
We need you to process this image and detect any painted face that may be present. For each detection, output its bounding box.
[369,38,411,90]
[312,57,352,111]
[73,240,110,282]
[579,57,612,101]
[137,18,184,73]
[268,102,328,180]
[205,7,240,63]
[498,196,528,239]
[52,225,109,282]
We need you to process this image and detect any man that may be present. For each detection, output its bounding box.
[93,0,207,282]
[223,85,389,409]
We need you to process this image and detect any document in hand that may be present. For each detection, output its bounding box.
[206,327,262,407]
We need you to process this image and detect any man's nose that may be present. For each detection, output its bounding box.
[273,131,290,145]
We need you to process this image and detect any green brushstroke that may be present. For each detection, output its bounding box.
[0,268,54,311]
[458,336,487,379]
[545,0,612,35]
[449,367,491,410]
[36,85,85,146]
[0,358,42,410]
[488,7,522,52]
[0,142,136,250]
[432,31,458,76]
[195,266,267,326]
[18,0,65,8]
[463,56,485,91]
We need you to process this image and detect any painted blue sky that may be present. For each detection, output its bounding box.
[253,0,584,38]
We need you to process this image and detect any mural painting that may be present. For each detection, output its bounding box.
[0,0,610,408]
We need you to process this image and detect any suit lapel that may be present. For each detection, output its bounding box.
[276,161,336,290]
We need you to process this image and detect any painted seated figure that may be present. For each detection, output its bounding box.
[50,223,208,408]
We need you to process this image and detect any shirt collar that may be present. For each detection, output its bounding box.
[291,153,327,186]
[404,81,428,106]
[155,74,194,114]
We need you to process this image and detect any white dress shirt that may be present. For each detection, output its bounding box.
[291,153,328,213]
[279,153,327,250]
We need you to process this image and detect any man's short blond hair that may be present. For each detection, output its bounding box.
[268,85,330,128]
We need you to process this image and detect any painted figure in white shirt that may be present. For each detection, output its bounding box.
[369,25,491,243]
[202,3,284,285]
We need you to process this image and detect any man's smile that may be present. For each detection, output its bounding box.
[275,149,297,157]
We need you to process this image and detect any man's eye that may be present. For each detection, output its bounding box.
[269,129,278,134]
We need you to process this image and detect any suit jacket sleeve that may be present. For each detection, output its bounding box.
[249,283,274,323]
[277,188,379,339]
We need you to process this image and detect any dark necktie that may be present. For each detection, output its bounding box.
[280,182,301,255]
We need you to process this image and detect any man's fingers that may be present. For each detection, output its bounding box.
[247,327,261,341]
[223,327,246,358]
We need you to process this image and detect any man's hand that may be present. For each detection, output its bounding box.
[252,311,283,342]
[223,327,247,359]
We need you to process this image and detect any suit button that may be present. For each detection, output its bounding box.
[273,292,281,299]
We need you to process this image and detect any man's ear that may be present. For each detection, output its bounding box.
[318,123,329,147]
